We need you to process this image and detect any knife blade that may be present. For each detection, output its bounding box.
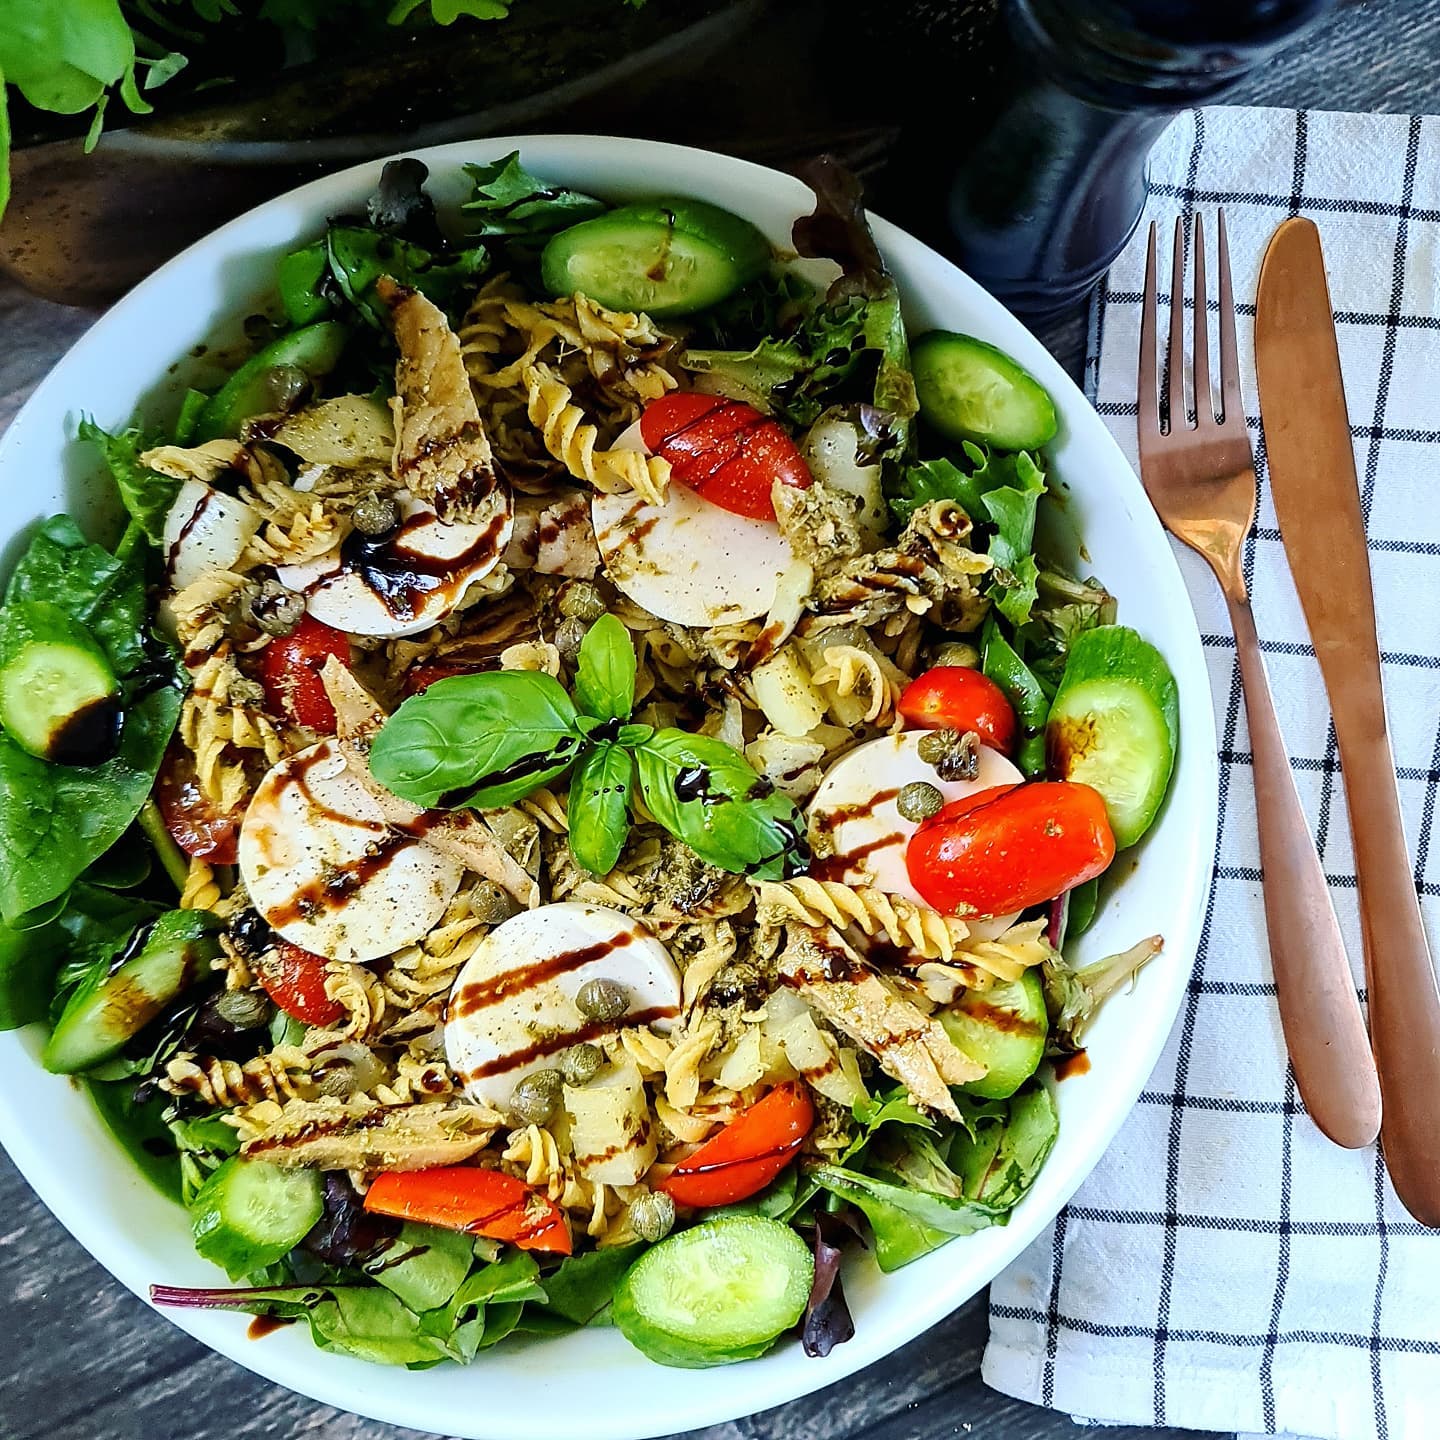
[1255,216,1440,1224]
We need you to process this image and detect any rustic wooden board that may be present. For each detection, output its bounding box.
[1,5,1435,1433]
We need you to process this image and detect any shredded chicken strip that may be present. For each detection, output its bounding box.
[238,1098,498,1171]
[778,924,983,1120]
[378,274,503,521]
[320,657,538,907]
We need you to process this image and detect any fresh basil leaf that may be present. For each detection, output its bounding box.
[370,670,581,809]
[534,1243,642,1326]
[634,729,808,881]
[615,722,654,747]
[5,515,148,678]
[78,419,178,546]
[567,743,632,876]
[572,613,635,722]
[0,684,182,923]
[364,1222,475,1314]
[462,152,605,252]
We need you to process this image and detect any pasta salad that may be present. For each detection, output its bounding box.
[0,154,1177,1369]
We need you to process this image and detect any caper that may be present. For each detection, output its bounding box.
[554,616,589,658]
[917,726,980,782]
[558,580,606,623]
[575,977,630,1022]
[228,674,267,710]
[469,879,521,926]
[628,1190,676,1243]
[559,1042,603,1086]
[509,1068,564,1125]
[921,725,979,783]
[212,986,269,1029]
[931,641,981,669]
[896,780,944,823]
[241,577,305,637]
[352,491,402,538]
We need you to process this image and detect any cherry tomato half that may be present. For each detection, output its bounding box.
[257,940,346,1026]
[897,666,1018,754]
[660,1082,814,1209]
[639,391,811,522]
[155,743,242,864]
[402,660,482,697]
[905,781,1115,918]
[259,614,351,732]
[364,1168,571,1254]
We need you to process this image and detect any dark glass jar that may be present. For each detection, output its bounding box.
[866,0,1339,315]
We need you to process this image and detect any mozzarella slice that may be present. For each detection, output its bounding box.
[276,490,512,638]
[809,732,1025,934]
[590,424,794,627]
[445,902,681,1106]
[162,479,262,591]
[239,739,464,963]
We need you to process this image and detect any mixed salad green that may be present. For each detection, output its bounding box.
[0,153,1177,1371]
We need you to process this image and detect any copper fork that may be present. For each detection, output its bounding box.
[1138,213,1381,1148]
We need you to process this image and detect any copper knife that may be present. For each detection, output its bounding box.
[1255,216,1440,1224]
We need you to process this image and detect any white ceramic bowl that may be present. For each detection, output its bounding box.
[0,135,1217,1439]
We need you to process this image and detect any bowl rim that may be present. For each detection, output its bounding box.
[0,132,1219,1439]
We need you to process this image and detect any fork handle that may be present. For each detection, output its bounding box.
[1227,594,1381,1147]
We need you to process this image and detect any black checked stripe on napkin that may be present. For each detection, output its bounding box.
[989,108,1440,1440]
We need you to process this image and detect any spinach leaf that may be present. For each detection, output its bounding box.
[0,685,182,922]
[370,670,581,809]
[0,905,68,1029]
[87,1076,181,1199]
[719,1164,802,1221]
[950,1085,1059,1210]
[462,151,606,253]
[809,1164,1001,1271]
[325,225,489,329]
[363,1222,475,1314]
[78,419,178,545]
[634,729,808,881]
[534,1243,642,1326]
[5,515,148,678]
[567,743,632,877]
[50,882,163,1001]
[422,1249,546,1362]
[572,613,635,722]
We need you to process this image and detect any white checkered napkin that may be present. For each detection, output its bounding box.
[981,107,1440,1440]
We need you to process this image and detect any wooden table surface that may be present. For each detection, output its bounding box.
[2,4,1437,1436]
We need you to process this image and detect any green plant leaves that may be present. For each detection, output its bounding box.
[634,729,808,881]
[370,670,582,809]
[567,743,632,877]
[461,150,605,254]
[572,613,635,722]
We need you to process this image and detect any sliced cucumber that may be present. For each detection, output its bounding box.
[540,199,770,318]
[613,1215,812,1368]
[1046,625,1179,849]
[0,600,120,765]
[912,331,1058,451]
[195,320,349,442]
[190,1156,323,1277]
[43,909,220,1074]
[940,968,1048,1099]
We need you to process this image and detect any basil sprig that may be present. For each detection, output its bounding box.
[370,614,809,880]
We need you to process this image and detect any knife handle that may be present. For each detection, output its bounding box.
[1228,596,1381,1147]
[1336,727,1440,1224]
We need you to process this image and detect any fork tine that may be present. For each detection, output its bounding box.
[1167,217,1186,431]
[1138,222,1160,450]
[1216,208,1244,427]
[1192,213,1213,425]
